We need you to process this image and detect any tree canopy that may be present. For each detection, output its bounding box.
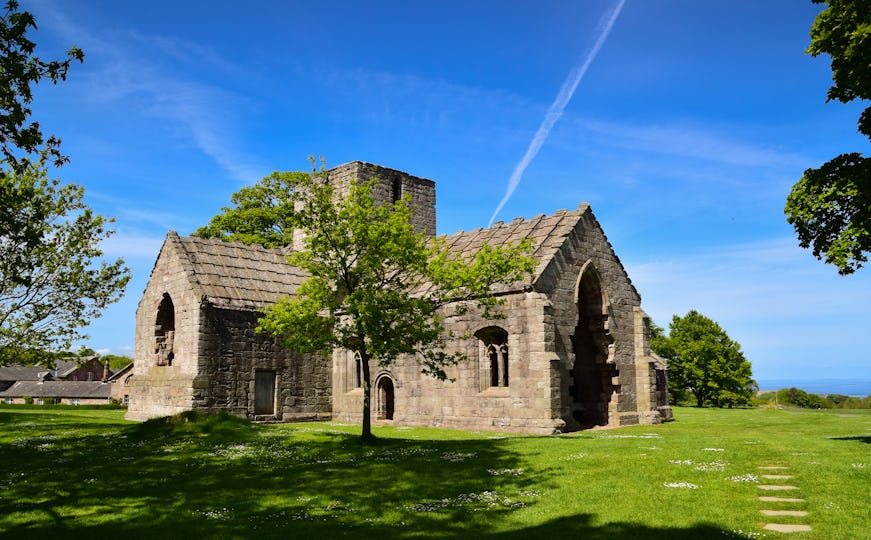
[248,166,535,439]
[195,171,306,248]
[0,2,129,362]
[0,0,83,171]
[0,164,130,363]
[785,0,871,275]
[650,310,755,408]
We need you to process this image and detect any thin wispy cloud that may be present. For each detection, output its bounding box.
[625,238,871,376]
[33,0,265,184]
[572,118,808,169]
[626,237,871,323]
[489,0,626,226]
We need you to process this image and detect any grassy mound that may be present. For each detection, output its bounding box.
[130,409,256,442]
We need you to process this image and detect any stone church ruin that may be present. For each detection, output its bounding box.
[127,161,671,433]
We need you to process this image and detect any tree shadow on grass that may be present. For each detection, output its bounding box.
[0,412,732,539]
[829,435,871,444]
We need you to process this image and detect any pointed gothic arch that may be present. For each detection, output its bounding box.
[569,262,616,428]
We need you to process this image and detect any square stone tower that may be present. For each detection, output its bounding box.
[327,161,436,236]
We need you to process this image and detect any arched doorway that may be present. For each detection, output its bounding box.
[375,375,395,420]
[570,264,615,428]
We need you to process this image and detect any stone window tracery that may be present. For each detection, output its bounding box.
[476,326,509,390]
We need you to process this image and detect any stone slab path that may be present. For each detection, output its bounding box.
[757,465,811,534]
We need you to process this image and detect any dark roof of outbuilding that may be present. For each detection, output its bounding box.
[0,380,112,399]
[0,365,53,382]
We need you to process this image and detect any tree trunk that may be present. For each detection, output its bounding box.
[360,348,374,441]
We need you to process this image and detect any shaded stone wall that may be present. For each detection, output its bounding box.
[127,237,202,421]
[195,305,331,420]
[535,207,662,428]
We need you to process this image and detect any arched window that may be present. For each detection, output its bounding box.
[155,293,175,366]
[475,326,509,390]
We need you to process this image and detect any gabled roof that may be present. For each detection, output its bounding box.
[53,357,102,378]
[161,203,634,307]
[107,363,133,382]
[0,380,112,399]
[440,205,588,293]
[163,232,308,310]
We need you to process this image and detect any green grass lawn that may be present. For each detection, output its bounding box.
[0,406,868,539]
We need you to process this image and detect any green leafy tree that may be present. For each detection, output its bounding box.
[195,171,307,248]
[0,164,130,363]
[649,320,686,405]
[101,354,133,370]
[255,167,535,439]
[1,0,84,171]
[785,0,871,274]
[651,310,754,408]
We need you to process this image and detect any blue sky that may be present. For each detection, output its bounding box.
[22,0,870,382]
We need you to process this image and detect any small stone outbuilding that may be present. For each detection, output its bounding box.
[127,161,671,432]
[124,233,330,421]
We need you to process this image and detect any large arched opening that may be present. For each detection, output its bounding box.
[570,263,616,428]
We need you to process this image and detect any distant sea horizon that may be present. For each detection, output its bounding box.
[755,378,871,397]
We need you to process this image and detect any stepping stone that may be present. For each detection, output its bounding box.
[761,474,793,480]
[760,510,809,517]
[759,496,805,503]
[758,466,789,470]
[758,485,799,490]
[763,524,813,533]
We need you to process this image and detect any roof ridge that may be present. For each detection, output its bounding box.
[442,204,588,238]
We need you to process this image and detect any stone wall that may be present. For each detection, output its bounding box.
[329,161,437,237]
[126,235,201,421]
[331,291,564,434]
[330,205,666,433]
[195,305,331,421]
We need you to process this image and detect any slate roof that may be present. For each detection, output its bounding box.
[167,232,309,310]
[0,365,53,382]
[440,205,588,293]
[53,357,102,378]
[166,204,597,305]
[0,380,112,399]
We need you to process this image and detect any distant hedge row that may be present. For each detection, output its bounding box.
[754,388,871,409]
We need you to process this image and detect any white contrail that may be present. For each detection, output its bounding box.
[488,0,626,226]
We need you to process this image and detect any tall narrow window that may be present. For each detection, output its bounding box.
[391,177,402,203]
[475,327,509,389]
[489,345,499,387]
[354,352,362,389]
[500,344,509,387]
[155,293,175,366]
